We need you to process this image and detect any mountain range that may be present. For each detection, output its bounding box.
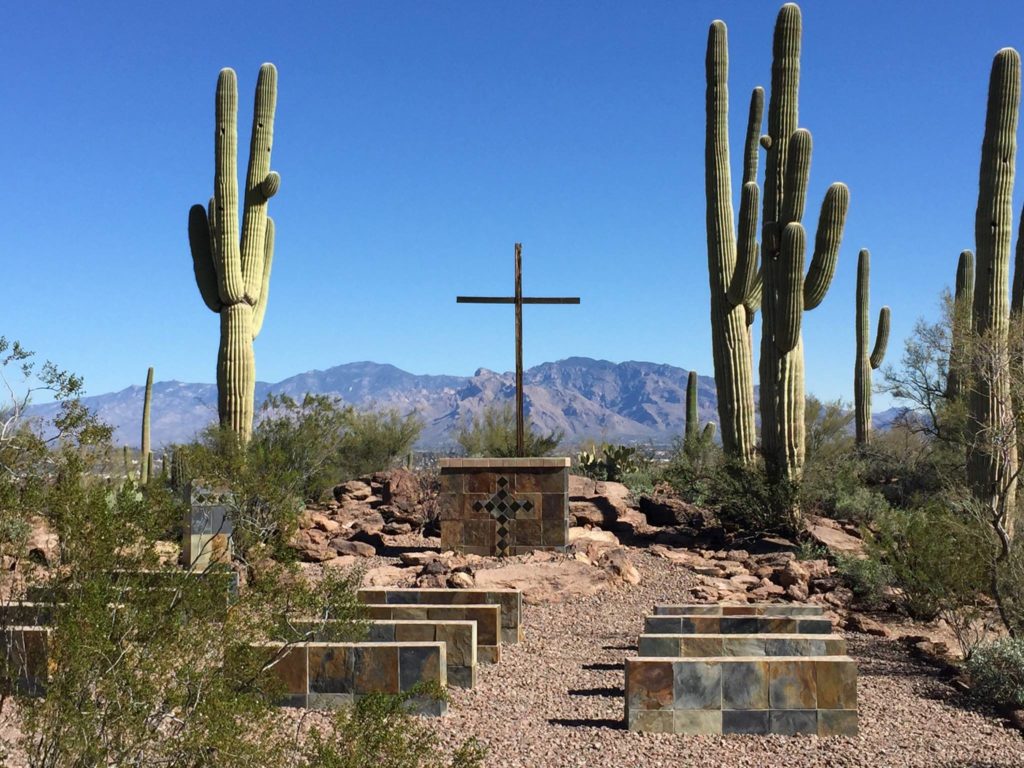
[27,357,900,450]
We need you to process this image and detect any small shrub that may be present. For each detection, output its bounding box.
[456,404,562,458]
[965,638,1024,709]
[708,460,800,535]
[833,485,891,524]
[835,553,893,609]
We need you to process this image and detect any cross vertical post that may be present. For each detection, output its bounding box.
[456,243,580,457]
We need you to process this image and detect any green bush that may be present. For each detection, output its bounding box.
[868,502,992,621]
[574,442,650,484]
[455,403,562,457]
[835,553,894,609]
[707,460,800,535]
[965,638,1024,709]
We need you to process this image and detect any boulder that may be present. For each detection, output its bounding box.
[639,494,703,528]
[474,559,615,604]
[334,479,373,502]
[568,476,641,533]
[309,512,341,534]
[775,560,809,589]
[600,547,641,585]
[290,528,333,562]
[806,516,866,558]
[375,468,421,507]
[447,571,475,589]
[846,612,891,637]
[362,565,411,587]
[330,539,376,558]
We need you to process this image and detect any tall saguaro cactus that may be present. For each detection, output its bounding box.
[704,20,762,465]
[854,251,890,445]
[947,250,975,400]
[140,366,153,483]
[758,4,849,481]
[188,64,280,443]
[967,48,1020,525]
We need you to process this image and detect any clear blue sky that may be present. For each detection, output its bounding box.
[3,0,1023,407]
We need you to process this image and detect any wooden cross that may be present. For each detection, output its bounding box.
[457,243,580,456]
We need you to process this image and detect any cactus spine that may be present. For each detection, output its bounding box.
[947,250,975,400]
[854,250,890,445]
[758,4,849,482]
[140,366,153,483]
[704,20,761,465]
[967,48,1020,526]
[188,64,280,443]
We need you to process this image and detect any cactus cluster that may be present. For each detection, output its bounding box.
[705,3,848,482]
[854,251,890,445]
[188,64,280,443]
[966,48,1021,522]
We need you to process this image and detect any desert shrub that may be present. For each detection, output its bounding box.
[833,485,892,523]
[301,689,487,768]
[965,638,1024,709]
[835,553,894,609]
[660,433,723,507]
[868,501,991,621]
[336,406,423,480]
[706,460,799,535]
[456,403,562,457]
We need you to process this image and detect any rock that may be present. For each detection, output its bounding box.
[806,515,866,558]
[775,560,809,589]
[1007,710,1024,733]
[383,522,413,535]
[600,547,641,585]
[420,559,449,576]
[846,612,891,637]
[330,539,376,558]
[447,571,475,589]
[567,476,640,533]
[474,559,615,604]
[399,552,439,567]
[352,512,385,536]
[26,516,59,566]
[362,565,411,587]
[569,500,612,528]
[567,527,620,546]
[376,468,421,507]
[310,512,341,534]
[729,573,761,590]
[322,555,358,570]
[802,559,832,580]
[757,578,786,596]
[152,540,180,566]
[416,573,449,589]
[290,528,333,562]
[809,576,839,594]
[334,480,373,502]
[785,582,809,601]
[639,494,704,528]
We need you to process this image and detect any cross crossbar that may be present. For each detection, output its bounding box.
[456,297,580,305]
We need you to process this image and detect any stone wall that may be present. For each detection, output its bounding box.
[357,587,523,644]
[361,604,503,663]
[438,458,570,556]
[638,633,847,658]
[643,615,834,635]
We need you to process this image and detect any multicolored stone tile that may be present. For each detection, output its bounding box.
[769,659,818,709]
[672,659,722,710]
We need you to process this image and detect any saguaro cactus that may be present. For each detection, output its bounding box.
[685,370,717,458]
[704,20,762,465]
[947,250,975,400]
[854,250,890,445]
[140,366,153,483]
[757,4,849,482]
[188,64,280,443]
[967,48,1020,525]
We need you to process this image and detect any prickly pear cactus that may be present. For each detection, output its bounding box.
[188,64,280,442]
[854,250,890,445]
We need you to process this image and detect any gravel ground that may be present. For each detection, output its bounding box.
[432,550,1024,768]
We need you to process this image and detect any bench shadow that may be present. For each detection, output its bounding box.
[568,687,624,697]
[548,717,626,730]
[582,662,623,671]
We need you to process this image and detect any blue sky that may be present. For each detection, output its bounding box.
[3,0,1023,407]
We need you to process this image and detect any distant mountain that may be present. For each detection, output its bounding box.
[27,357,894,450]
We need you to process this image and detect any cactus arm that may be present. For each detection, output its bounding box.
[775,223,806,353]
[252,217,275,339]
[213,68,245,305]
[956,249,976,332]
[728,182,761,306]
[241,63,278,301]
[870,306,890,369]
[1012,203,1024,314]
[762,3,801,234]
[947,249,976,399]
[702,422,717,442]
[781,129,811,226]
[745,270,762,316]
[803,183,849,310]
[188,204,223,313]
[742,87,764,185]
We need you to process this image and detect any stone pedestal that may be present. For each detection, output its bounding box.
[438,458,570,556]
[185,481,234,570]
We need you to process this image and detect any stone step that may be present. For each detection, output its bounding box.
[644,614,833,636]
[292,619,478,688]
[638,633,846,658]
[361,604,502,663]
[255,641,448,715]
[358,587,522,644]
[626,655,858,736]
[653,603,824,617]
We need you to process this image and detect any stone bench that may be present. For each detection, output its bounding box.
[0,602,57,627]
[643,615,833,636]
[358,588,522,644]
[625,655,858,736]
[292,619,477,688]
[653,603,824,617]
[256,641,447,715]
[0,626,49,696]
[638,633,847,658]
[361,604,502,663]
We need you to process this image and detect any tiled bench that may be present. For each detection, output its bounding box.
[643,615,833,635]
[293,619,478,688]
[256,641,447,715]
[638,634,847,658]
[358,588,522,644]
[653,604,824,617]
[0,602,57,627]
[626,655,857,736]
[0,626,49,696]
[361,604,502,663]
